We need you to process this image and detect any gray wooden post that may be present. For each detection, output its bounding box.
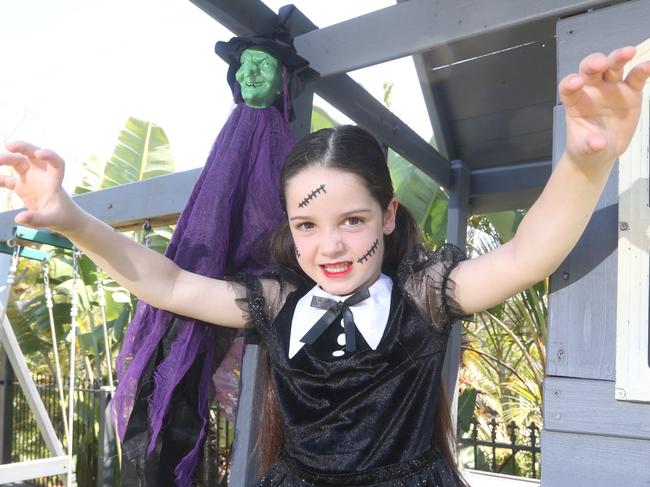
[0,354,14,464]
[442,159,470,429]
[0,253,14,464]
[96,386,116,487]
[290,83,314,142]
[229,345,265,487]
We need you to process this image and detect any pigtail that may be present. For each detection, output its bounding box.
[382,203,423,277]
[436,383,471,486]
[255,349,284,473]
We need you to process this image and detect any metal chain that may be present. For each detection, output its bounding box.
[142,220,152,248]
[43,261,53,309]
[95,267,114,389]
[0,242,21,342]
[70,249,80,321]
[6,242,20,286]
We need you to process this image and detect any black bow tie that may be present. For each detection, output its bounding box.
[300,288,371,353]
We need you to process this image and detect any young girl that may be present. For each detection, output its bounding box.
[1,47,649,486]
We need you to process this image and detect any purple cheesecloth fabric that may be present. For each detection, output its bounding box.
[112,95,295,485]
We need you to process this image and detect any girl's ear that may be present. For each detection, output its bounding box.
[383,197,399,235]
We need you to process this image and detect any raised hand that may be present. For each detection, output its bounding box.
[559,46,650,168]
[0,141,78,232]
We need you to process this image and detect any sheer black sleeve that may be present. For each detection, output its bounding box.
[397,243,469,333]
[223,267,306,335]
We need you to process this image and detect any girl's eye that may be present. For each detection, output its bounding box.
[297,222,315,231]
[345,217,363,226]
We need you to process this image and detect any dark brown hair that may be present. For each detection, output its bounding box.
[257,125,467,485]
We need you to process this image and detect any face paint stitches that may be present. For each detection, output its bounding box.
[357,239,379,264]
[298,184,326,208]
[295,246,301,258]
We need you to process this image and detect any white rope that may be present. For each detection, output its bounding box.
[42,260,70,447]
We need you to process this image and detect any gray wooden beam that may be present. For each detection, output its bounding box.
[292,0,620,79]
[188,0,276,37]
[469,159,550,212]
[189,0,452,187]
[544,376,650,441]
[470,190,540,214]
[0,169,201,241]
[470,159,551,198]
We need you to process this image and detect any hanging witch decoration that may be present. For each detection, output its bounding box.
[112,12,309,487]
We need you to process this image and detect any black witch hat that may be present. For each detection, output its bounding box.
[215,5,311,115]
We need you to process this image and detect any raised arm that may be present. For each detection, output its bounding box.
[451,46,650,314]
[0,141,247,328]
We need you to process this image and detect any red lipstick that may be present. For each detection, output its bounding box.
[320,261,353,278]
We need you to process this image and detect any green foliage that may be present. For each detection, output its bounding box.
[383,81,394,108]
[310,105,340,132]
[388,146,448,247]
[457,387,477,435]
[75,117,174,193]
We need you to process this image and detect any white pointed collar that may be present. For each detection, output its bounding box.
[288,274,393,359]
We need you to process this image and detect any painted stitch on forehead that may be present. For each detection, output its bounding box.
[298,184,326,208]
[357,239,379,264]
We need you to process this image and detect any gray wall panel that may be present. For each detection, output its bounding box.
[460,129,552,171]
[557,0,650,86]
[544,376,650,440]
[541,430,650,486]
[544,2,650,485]
[546,105,618,381]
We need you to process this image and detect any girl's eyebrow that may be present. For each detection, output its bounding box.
[288,208,372,221]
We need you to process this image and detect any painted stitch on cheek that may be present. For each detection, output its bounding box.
[357,239,379,264]
[295,246,300,258]
[298,184,326,208]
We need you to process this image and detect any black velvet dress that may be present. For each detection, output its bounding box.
[233,244,467,486]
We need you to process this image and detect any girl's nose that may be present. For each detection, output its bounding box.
[320,232,345,257]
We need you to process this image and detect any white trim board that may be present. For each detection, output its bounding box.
[616,37,650,403]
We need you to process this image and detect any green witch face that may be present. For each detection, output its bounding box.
[235,47,283,108]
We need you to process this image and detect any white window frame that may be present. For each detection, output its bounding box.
[616,38,650,403]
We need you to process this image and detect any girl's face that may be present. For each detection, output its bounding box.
[285,166,398,296]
